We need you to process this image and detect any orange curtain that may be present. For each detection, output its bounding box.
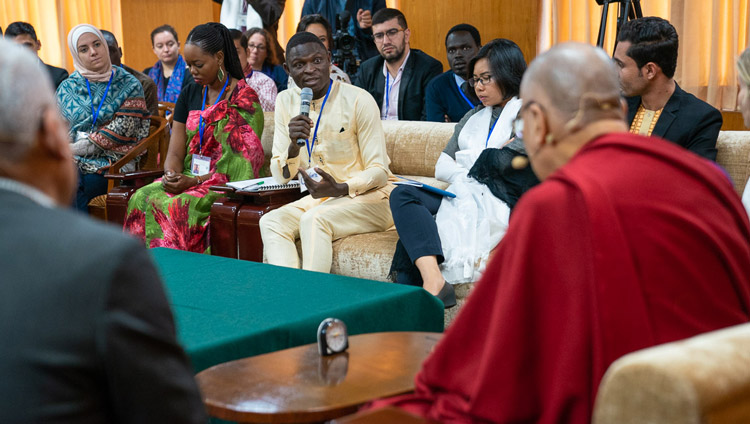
[540,0,750,111]
[1,0,122,72]
[277,0,400,53]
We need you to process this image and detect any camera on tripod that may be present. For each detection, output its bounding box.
[596,0,643,51]
[331,10,359,77]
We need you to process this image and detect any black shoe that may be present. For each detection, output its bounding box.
[436,282,457,309]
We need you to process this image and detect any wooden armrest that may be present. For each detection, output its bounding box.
[104,169,165,180]
[210,185,236,193]
[108,116,168,175]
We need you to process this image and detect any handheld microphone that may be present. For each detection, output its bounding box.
[297,87,313,146]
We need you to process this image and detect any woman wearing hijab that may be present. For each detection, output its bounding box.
[145,25,194,103]
[124,23,265,253]
[56,24,150,212]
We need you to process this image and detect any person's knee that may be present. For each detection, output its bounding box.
[389,185,420,208]
[260,208,291,238]
[299,208,334,235]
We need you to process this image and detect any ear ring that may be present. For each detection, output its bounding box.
[217,64,225,81]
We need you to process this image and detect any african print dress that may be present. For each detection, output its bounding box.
[124,79,265,253]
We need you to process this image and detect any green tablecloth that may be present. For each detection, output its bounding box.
[150,248,444,372]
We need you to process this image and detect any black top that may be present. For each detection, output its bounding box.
[354,49,443,121]
[173,81,205,124]
[626,83,723,161]
[173,80,242,124]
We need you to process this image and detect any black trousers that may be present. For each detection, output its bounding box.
[389,185,444,285]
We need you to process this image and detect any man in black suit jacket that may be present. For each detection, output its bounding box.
[5,21,69,90]
[0,40,207,424]
[354,8,442,121]
[614,17,722,161]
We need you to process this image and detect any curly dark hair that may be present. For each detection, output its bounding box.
[617,17,678,79]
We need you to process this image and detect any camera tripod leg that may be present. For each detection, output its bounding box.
[597,0,611,48]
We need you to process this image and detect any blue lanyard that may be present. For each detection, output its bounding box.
[456,78,476,109]
[486,114,499,148]
[306,80,333,165]
[85,70,114,132]
[199,76,230,154]
[384,72,396,118]
[245,69,253,79]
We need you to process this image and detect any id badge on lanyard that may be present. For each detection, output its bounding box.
[191,154,211,176]
[194,76,230,176]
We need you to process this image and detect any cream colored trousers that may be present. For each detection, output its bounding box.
[259,190,393,272]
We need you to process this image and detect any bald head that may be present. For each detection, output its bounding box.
[521,42,622,122]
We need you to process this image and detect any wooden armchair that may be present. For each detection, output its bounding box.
[158,101,175,127]
[87,115,169,224]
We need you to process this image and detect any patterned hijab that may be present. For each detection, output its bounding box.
[67,24,112,82]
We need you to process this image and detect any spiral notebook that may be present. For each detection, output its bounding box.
[227,177,301,192]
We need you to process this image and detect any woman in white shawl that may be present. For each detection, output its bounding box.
[389,39,537,307]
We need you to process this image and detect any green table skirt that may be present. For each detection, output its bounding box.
[150,248,444,372]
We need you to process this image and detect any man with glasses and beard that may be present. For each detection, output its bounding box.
[354,8,442,121]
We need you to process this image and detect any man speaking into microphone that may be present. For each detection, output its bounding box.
[260,32,394,272]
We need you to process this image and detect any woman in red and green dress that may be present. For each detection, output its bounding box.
[124,23,265,253]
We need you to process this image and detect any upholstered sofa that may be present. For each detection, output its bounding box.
[254,112,750,325]
[592,322,750,423]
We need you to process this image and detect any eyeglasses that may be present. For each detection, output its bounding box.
[468,74,494,88]
[373,28,404,43]
[247,43,266,51]
[512,101,543,142]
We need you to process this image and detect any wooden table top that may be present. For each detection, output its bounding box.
[195,331,442,423]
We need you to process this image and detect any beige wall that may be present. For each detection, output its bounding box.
[119,0,540,74]
[120,0,220,73]
[401,0,540,69]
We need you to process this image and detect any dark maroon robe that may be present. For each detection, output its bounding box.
[371,132,750,423]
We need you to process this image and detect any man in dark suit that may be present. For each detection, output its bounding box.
[354,8,442,121]
[0,40,207,424]
[101,29,159,116]
[614,17,722,161]
[5,21,69,90]
[424,24,482,122]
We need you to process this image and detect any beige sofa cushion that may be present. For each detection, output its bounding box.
[383,120,456,177]
[717,131,750,196]
[593,322,750,424]
[331,230,399,282]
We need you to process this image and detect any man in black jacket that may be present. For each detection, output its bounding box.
[5,21,69,90]
[354,8,442,121]
[614,17,722,161]
[0,40,207,424]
